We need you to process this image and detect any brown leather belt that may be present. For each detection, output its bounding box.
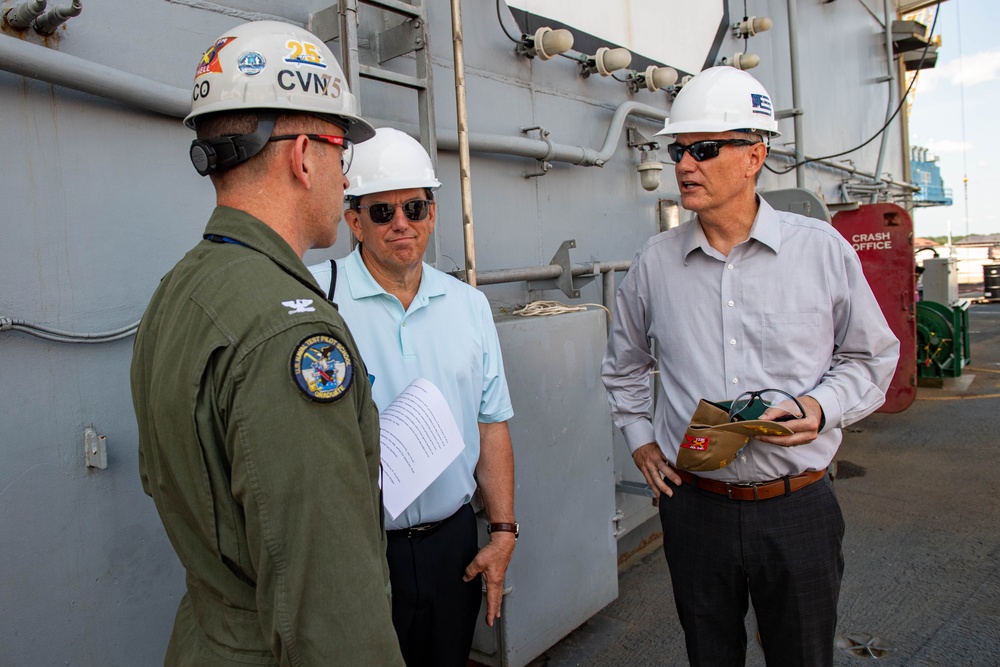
[675,468,827,501]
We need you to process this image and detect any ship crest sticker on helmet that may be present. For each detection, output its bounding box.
[238,51,266,75]
[283,40,327,68]
[195,36,235,78]
[291,335,354,402]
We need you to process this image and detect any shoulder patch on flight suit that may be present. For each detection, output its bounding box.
[290,334,354,402]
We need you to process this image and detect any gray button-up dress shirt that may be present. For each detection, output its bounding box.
[601,198,900,483]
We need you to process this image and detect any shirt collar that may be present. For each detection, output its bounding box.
[203,206,324,295]
[681,194,782,262]
[748,196,782,253]
[343,245,447,303]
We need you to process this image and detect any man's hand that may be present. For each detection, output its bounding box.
[755,395,824,446]
[632,442,681,499]
[463,532,516,626]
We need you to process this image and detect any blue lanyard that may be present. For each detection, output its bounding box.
[204,233,247,247]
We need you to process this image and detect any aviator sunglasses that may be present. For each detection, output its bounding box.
[355,199,434,225]
[667,138,759,163]
[268,134,354,174]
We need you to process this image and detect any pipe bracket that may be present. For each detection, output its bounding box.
[527,240,596,299]
[520,125,554,177]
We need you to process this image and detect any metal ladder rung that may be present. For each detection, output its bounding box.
[364,0,421,18]
[358,65,427,90]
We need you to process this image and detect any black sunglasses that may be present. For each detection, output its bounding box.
[268,134,354,174]
[727,389,806,423]
[667,139,758,163]
[356,199,434,225]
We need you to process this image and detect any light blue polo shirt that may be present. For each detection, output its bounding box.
[310,247,513,530]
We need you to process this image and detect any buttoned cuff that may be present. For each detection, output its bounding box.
[806,386,842,434]
[621,419,657,454]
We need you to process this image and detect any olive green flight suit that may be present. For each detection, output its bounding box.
[131,206,403,666]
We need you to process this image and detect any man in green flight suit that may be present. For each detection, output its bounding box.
[130,21,404,666]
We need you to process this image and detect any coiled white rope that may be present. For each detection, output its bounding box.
[511,300,611,321]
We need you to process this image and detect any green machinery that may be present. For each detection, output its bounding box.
[916,299,971,385]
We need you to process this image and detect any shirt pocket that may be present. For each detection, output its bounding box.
[762,312,823,379]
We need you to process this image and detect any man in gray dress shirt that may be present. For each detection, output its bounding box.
[601,67,899,667]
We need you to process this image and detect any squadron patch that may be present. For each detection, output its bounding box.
[291,335,354,402]
[682,434,710,451]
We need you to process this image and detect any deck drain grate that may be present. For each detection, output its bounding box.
[835,633,896,659]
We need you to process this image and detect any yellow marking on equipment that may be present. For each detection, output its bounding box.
[916,393,1000,401]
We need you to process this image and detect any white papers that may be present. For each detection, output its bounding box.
[379,378,465,519]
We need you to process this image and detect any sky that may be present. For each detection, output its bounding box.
[907,0,1000,238]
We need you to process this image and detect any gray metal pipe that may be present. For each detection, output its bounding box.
[602,266,617,332]
[768,146,918,192]
[2,39,912,196]
[0,34,190,117]
[436,101,667,167]
[4,0,46,29]
[476,260,631,287]
[785,0,805,187]
[32,0,81,35]
[0,39,666,171]
[871,0,897,203]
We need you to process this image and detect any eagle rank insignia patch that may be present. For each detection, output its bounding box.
[291,335,354,402]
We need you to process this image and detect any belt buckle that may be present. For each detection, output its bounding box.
[407,521,440,537]
[727,481,762,500]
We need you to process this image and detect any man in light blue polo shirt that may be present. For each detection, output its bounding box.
[309,128,516,667]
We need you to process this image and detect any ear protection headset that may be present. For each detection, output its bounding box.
[189,112,278,176]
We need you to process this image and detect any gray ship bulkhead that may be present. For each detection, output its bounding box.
[0,1,918,665]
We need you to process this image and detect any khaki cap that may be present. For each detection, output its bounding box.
[676,399,794,472]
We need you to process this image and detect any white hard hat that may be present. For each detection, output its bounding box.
[346,128,442,198]
[184,20,374,144]
[656,66,781,138]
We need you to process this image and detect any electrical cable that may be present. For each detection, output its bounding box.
[494,0,590,69]
[0,317,139,344]
[742,0,749,54]
[495,0,521,43]
[765,0,941,175]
